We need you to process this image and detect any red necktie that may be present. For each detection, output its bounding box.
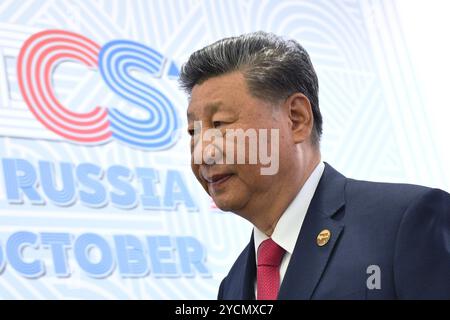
[257,238,286,300]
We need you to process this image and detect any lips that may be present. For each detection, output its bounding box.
[203,173,233,185]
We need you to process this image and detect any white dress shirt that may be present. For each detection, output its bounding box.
[253,161,325,297]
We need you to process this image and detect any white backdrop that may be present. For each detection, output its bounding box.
[0,0,448,299]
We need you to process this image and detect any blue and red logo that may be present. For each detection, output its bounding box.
[18,30,180,150]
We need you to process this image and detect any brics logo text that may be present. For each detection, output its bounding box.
[16,29,180,150]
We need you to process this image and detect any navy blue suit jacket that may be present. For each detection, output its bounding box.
[218,163,450,299]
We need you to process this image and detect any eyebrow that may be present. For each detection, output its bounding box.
[187,102,223,121]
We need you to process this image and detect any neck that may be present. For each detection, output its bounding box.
[246,149,321,236]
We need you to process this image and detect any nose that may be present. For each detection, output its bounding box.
[191,121,224,165]
[203,143,222,165]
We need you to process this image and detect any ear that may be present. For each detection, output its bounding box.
[284,93,314,144]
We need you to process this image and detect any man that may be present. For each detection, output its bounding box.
[179,31,450,299]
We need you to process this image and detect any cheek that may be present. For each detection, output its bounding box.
[235,165,275,190]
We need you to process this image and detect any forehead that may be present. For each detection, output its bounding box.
[187,72,249,118]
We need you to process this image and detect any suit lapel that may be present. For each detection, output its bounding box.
[226,233,256,300]
[241,235,256,300]
[278,162,346,300]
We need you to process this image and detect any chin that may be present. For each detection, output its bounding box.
[213,200,234,212]
[212,196,236,211]
[213,195,247,213]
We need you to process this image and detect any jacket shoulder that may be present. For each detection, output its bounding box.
[345,178,433,213]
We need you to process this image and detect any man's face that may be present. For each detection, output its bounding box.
[187,72,295,216]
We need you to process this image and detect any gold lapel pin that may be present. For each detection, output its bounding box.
[317,229,331,247]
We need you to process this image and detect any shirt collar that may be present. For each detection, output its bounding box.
[254,161,325,257]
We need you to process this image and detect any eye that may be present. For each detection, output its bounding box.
[212,121,223,128]
[187,128,195,136]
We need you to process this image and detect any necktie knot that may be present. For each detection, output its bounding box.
[257,238,285,267]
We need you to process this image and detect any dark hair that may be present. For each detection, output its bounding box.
[179,31,322,145]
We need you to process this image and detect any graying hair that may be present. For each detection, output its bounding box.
[179,31,322,145]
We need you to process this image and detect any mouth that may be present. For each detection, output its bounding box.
[203,173,234,187]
